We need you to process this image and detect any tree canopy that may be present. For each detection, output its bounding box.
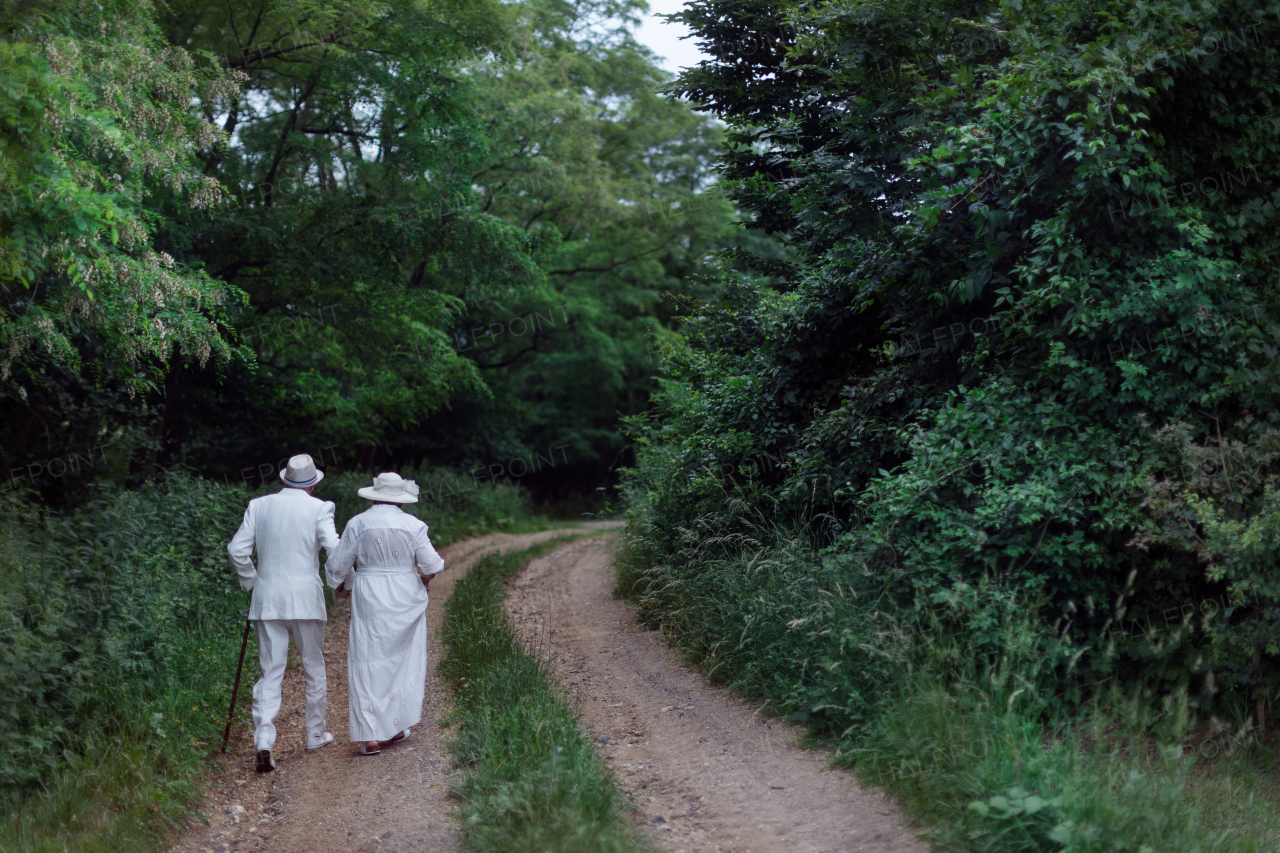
[1,0,736,499]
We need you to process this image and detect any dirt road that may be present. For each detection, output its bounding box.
[505,533,928,853]
[170,525,925,853]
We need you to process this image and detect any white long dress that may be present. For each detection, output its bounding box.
[326,504,445,742]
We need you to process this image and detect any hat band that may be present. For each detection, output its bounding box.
[285,473,318,486]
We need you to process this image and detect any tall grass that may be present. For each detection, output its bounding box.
[853,620,1266,852]
[439,540,653,853]
[617,505,1280,852]
[0,476,254,851]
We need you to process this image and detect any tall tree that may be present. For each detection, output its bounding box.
[395,0,738,498]
[0,0,241,492]
[628,0,1280,711]
[154,0,545,475]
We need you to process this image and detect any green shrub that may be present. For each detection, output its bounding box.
[0,474,262,850]
[0,476,249,788]
[623,0,1280,726]
[318,466,548,545]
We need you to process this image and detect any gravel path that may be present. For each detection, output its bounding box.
[168,528,591,853]
[504,532,929,853]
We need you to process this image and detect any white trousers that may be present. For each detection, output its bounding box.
[252,619,327,751]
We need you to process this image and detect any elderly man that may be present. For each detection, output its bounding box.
[228,454,341,772]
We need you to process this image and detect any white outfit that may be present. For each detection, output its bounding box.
[228,487,340,621]
[327,504,445,742]
[227,487,340,750]
[252,619,328,750]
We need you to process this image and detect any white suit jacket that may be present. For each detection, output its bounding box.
[227,487,341,621]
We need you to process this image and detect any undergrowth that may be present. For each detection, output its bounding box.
[617,510,1280,852]
[439,538,653,853]
[852,631,1270,852]
[321,466,553,545]
[0,476,253,851]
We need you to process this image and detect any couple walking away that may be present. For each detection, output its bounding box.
[227,454,445,772]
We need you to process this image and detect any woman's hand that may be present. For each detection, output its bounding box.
[334,581,352,599]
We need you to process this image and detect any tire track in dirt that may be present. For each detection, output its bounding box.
[505,532,929,853]
[169,527,592,853]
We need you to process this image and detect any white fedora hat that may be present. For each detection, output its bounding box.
[358,471,419,504]
[279,453,324,487]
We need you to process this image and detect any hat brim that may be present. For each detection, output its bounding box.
[357,486,417,503]
[280,470,324,487]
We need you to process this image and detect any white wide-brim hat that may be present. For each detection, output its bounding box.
[358,471,419,503]
[280,453,324,487]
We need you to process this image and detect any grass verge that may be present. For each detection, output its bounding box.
[615,523,1280,853]
[851,666,1273,852]
[0,607,253,853]
[439,538,653,853]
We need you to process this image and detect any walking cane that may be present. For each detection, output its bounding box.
[221,617,253,753]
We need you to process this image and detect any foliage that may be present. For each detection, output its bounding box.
[403,1,738,495]
[319,465,555,546]
[0,1,241,388]
[0,0,736,508]
[0,474,257,851]
[624,0,1280,722]
[0,475,247,788]
[144,0,736,499]
[440,539,653,853]
[0,1,245,494]
[1131,417,1280,720]
[0,617,254,853]
[149,0,527,464]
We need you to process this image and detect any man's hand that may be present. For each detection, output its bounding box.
[334,581,352,599]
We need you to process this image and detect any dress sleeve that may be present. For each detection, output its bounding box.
[414,526,445,578]
[227,504,257,591]
[326,516,359,589]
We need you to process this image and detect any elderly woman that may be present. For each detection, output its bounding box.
[327,472,445,755]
